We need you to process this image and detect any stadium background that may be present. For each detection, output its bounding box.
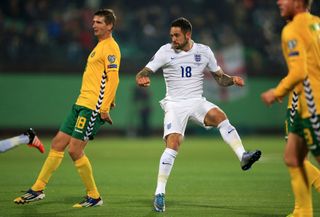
[0,0,320,136]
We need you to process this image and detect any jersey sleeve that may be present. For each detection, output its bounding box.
[101,44,121,113]
[145,46,167,73]
[206,47,221,73]
[104,48,120,73]
[274,27,308,97]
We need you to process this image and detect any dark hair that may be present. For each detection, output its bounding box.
[94,9,116,28]
[171,17,192,33]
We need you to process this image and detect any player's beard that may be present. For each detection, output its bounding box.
[173,37,188,50]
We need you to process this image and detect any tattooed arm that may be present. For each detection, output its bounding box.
[211,69,244,87]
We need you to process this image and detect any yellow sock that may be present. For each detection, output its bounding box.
[32,149,64,191]
[74,155,100,199]
[304,160,320,193]
[288,167,313,217]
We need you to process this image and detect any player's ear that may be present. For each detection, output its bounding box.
[186,31,191,39]
[106,23,113,31]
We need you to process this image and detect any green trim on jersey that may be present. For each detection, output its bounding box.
[60,104,105,141]
[286,110,320,156]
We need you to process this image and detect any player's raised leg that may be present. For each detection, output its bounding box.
[205,107,261,170]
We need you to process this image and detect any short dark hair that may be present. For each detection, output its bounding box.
[171,17,192,33]
[94,9,116,28]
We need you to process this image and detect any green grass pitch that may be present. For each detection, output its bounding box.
[0,136,319,217]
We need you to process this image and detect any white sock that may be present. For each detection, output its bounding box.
[217,119,245,161]
[0,134,29,153]
[155,148,177,195]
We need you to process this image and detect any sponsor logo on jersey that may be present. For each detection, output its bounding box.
[194,54,201,62]
[108,55,116,63]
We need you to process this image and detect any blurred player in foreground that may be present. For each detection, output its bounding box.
[136,17,261,212]
[13,9,121,208]
[0,128,44,153]
[261,0,320,216]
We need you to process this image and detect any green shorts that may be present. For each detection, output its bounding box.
[286,110,320,156]
[60,104,105,141]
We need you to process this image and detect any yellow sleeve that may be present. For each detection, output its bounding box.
[274,27,308,97]
[101,70,119,113]
[100,42,121,113]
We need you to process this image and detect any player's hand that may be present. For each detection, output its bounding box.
[136,75,150,87]
[261,88,282,106]
[110,102,116,110]
[101,112,113,125]
[233,76,245,86]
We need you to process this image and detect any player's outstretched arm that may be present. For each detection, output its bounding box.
[211,69,245,87]
[136,67,153,87]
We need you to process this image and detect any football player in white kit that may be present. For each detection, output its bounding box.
[136,17,261,212]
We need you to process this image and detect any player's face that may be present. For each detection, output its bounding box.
[170,27,191,50]
[92,15,112,39]
[277,0,295,20]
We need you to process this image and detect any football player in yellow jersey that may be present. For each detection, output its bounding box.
[13,9,121,208]
[261,0,320,216]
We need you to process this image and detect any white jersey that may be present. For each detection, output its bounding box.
[146,42,220,101]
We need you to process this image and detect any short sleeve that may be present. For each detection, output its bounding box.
[145,46,167,73]
[206,47,220,72]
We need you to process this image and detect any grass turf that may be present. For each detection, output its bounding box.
[0,136,319,217]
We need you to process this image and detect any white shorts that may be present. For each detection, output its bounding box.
[159,97,219,139]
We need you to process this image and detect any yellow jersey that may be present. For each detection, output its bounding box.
[76,36,121,113]
[274,12,320,118]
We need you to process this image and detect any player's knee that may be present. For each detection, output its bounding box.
[51,134,69,152]
[166,140,180,151]
[205,108,226,127]
[68,147,83,161]
[165,134,182,151]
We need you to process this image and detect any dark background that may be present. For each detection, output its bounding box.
[1,0,319,136]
